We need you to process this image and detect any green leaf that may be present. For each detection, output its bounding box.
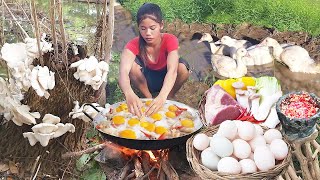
[76,154,92,171]
[80,162,106,180]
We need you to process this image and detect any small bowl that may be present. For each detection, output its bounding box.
[276,91,320,140]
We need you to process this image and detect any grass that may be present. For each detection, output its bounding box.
[120,0,320,36]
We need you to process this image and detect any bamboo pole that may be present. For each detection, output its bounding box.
[105,0,114,63]
[30,0,44,66]
[50,0,58,62]
[57,0,68,67]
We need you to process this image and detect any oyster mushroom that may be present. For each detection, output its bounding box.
[33,132,54,147]
[53,123,75,138]
[32,123,59,134]
[23,132,38,146]
[42,114,61,124]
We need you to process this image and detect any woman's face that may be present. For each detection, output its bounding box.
[138,17,163,45]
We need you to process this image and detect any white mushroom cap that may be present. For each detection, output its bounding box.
[23,132,38,146]
[34,132,54,147]
[53,123,75,138]
[42,114,61,124]
[32,123,59,134]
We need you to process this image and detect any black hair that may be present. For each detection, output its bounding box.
[136,3,163,66]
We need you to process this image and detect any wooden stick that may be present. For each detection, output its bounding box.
[161,161,179,180]
[61,143,107,159]
[57,0,68,67]
[105,0,114,63]
[119,162,131,180]
[311,140,320,159]
[50,0,58,62]
[30,0,44,66]
[3,1,29,38]
[287,165,300,180]
[134,157,144,178]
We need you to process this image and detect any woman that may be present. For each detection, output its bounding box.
[119,3,190,117]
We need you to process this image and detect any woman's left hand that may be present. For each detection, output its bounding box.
[145,95,166,116]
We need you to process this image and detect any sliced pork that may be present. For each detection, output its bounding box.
[205,85,241,125]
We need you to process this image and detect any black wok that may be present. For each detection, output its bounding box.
[83,100,203,150]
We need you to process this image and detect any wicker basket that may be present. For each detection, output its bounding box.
[186,125,292,180]
[198,90,209,127]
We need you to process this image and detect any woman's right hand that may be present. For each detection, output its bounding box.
[126,92,144,117]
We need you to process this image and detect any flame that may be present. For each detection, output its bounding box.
[145,150,157,161]
[104,141,138,157]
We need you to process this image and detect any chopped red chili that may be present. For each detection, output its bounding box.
[280,92,319,119]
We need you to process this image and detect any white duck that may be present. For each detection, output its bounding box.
[198,33,234,56]
[243,44,274,66]
[261,37,320,73]
[215,35,252,56]
[213,48,248,78]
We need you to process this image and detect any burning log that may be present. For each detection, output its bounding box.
[134,156,144,178]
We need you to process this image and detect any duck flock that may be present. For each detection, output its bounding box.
[198,33,320,78]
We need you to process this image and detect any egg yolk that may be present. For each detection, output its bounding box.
[181,119,194,128]
[151,113,162,121]
[141,107,146,113]
[119,129,136,139]
[112,115,125,125]
[145,100,152,106]
[128,118,140,126]
[140,122,156,132]
[168,105,178,112]
[165,111,176,118]
[116,103,128,112]
[155,126,167,134]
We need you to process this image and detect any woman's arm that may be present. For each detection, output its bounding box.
[119,49,143,117]
[145,50,179,116]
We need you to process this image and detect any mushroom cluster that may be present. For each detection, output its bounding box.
[0,34,53,91]
[1,77,40,126]
[70,56,109,90]
[69,101,110,123]
[31,65,55,98]
[23,114,75,147]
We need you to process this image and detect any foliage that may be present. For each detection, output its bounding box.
[76,153,106,180]
[107,53,125,104]
[120,0,320,36]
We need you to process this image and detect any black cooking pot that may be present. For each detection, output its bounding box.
[83,100,203,150]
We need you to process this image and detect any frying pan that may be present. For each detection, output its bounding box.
[83,99,203,150]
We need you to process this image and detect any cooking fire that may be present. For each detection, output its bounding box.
[97,142,179,180]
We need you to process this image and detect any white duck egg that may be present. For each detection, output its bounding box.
[217,157,241,174]
[264,129,282,144]
[239,159,257,173]
[249,135,267,151]
[238,121,256,141]
[232,139,251,159]
[234,120,243,129]
[217,120,238,140]
[254,146,275,171]
[253,124,264,136]
[210,136,233,158]
[269,139,288,160]
[193,133,210,151]
[201,147,220,170]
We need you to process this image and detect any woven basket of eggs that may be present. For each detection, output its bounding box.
[186,121,292,180]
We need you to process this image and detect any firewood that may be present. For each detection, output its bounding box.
[61,143,107,159]
[119,162,131,180]
[140,151,151,173]
[134,157,144,178]
[161,161,179,180]
[288,129,320,180]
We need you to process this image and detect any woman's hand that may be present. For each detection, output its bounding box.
[126,93,144,117]
[145,94,166,116]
